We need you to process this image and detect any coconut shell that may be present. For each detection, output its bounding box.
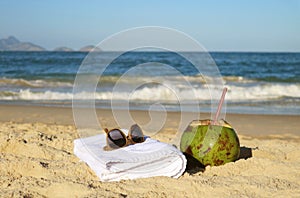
[180,119,240,166]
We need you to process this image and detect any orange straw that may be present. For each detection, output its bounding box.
[212,87,227,125]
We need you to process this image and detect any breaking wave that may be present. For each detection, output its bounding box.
[1,83,299,102]
[0,78,73,88]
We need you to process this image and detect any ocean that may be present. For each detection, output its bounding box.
[0,51,299,115]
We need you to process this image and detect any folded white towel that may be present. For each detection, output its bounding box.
[74,130,186,182]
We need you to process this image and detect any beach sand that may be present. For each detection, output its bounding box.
[0,105,300,197]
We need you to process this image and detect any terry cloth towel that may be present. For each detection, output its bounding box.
[74,130,187,182]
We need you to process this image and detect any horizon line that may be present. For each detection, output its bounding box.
[1,50,300,53]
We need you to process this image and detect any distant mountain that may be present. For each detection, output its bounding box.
[0,36,103,52]
[53,46,73,52]
[0,36,45,51]
[79,45,102,52]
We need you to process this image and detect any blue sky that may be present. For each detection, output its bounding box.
[1,0,300,51]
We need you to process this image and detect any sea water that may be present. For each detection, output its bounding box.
[0,51,299,115]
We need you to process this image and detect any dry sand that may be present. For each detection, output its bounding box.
[0,105,300,197]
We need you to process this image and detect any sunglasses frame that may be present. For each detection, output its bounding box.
[103,124,145,151]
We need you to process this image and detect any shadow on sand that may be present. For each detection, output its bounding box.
[185,146,253,174]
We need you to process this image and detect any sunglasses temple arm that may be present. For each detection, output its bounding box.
[104,128,109,134]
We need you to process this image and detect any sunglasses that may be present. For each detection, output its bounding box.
[104,124,145,150]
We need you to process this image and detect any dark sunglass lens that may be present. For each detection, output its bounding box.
[107,129,126,148]
[130,124,144,143]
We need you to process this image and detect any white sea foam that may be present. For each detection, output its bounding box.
[1,83,299,102]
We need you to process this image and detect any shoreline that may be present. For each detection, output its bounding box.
[1,104,299,137]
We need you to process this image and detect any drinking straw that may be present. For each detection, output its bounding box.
[212,87,228,125]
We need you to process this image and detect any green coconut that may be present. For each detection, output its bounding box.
[180,119,240,166]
